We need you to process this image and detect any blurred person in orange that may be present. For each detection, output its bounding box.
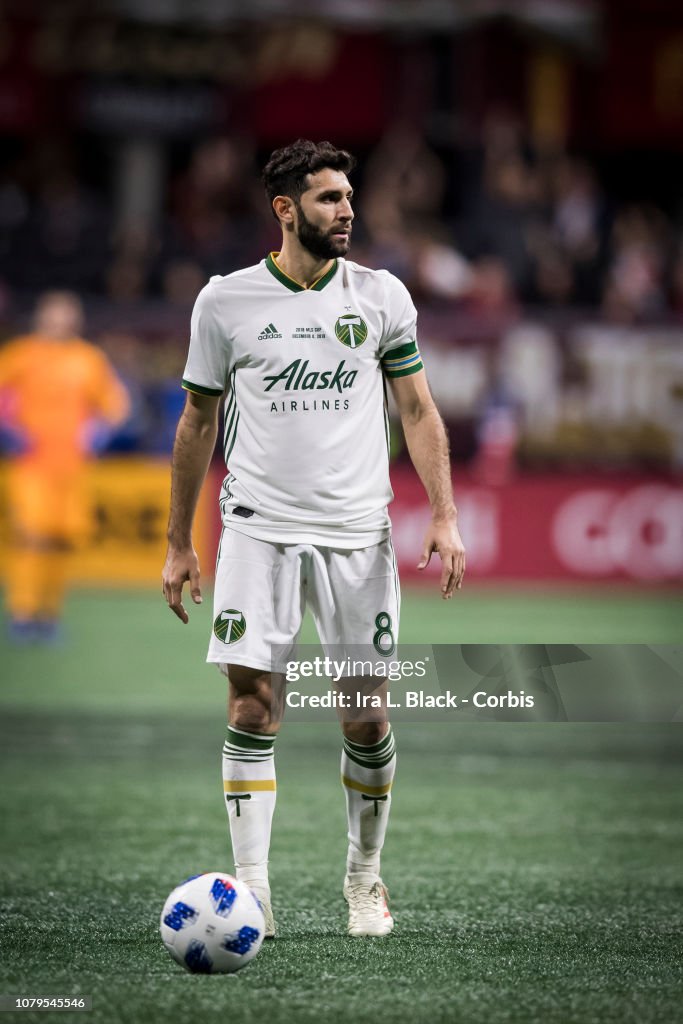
[0,291,130,642]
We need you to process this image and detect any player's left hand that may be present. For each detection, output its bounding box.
[417,514,466,599]
[162,545,203,624]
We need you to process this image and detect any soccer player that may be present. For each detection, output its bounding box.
[162,140,465,937]
[0,291,130,642]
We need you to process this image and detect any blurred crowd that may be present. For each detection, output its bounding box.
[355,116,683,324]
[0,135,266,310]
[0,117,682,473]
[1,116,682,323]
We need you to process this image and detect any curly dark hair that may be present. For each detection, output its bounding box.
[262,139,356,217]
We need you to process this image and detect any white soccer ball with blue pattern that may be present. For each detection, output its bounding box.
[160,872,265,974]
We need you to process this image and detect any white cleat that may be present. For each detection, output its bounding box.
[245,882,276,939]
[343,876,394,937]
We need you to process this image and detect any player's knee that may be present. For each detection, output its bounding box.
[230,697,274,734]
[224,664,280,733]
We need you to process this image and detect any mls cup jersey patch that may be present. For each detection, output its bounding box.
[182,255,423,546]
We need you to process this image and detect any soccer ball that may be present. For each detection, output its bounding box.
[160,872,265,974]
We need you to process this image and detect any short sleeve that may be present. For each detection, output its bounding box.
[378,274,424,379]
[182,282,228,396]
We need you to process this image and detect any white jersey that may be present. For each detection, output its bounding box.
[182,253,423,548]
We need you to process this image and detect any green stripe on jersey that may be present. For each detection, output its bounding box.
[223,368,239,463]
[310,261,339,291]
[265,252,338,293]
[383,358,423,379]
[266,253,302,292]
[382,341,419,363]
[381,341,423,379]
[182,379,223,396]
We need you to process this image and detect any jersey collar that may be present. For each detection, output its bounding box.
[265,252,338,293]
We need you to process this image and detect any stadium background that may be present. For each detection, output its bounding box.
[1,2,681,1023]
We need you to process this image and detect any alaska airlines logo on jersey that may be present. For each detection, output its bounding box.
[335,313,368,349]
[214,609,247,644]
[263,359,357,394]
[258,322,283,340]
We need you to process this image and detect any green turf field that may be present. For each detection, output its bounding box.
[1,587,682,1024]
[1,586,681,712]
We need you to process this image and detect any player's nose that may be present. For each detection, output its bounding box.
[338,199,354,221]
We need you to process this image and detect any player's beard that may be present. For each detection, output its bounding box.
[294,202,351,259]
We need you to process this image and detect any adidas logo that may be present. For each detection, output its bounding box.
[258,322,283,340]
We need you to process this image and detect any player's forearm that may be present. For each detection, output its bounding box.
[166,408,217,548]
[401,407,457,521]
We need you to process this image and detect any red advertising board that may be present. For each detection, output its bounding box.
[389,469,683,584]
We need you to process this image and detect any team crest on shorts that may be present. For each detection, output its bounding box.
[334,313,368,349]
[214,609,247,644]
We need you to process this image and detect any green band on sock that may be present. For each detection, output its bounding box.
[343,727,393,755]
[226,727,276,752]
[343,727,395,769]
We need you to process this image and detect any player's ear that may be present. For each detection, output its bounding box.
[273,195,295,226]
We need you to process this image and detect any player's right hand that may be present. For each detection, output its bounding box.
[162,546,202,624]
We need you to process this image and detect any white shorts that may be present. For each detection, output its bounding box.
[208,529,400,673]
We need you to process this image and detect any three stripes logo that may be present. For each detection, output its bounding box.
[258,322,283,340]
[213,609,247,644]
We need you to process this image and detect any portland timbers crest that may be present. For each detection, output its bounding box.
[214,609,247,644]
[334,313,368,349]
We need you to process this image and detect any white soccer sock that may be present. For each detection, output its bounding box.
[222,726,277,889]
[341,727,396,880]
